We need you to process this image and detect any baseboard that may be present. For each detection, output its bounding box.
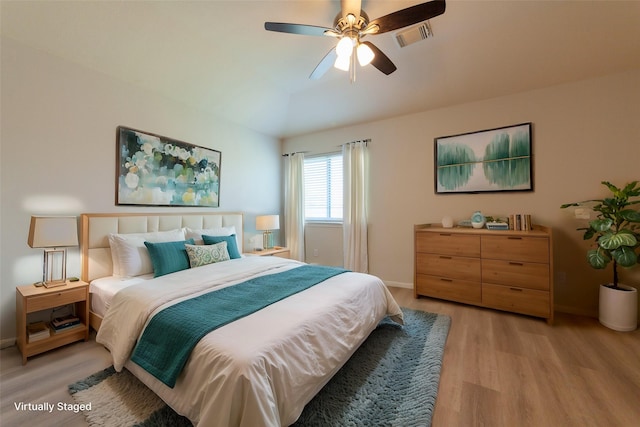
[0,337,16,349]
[554,304,597,318]
[384,281,413,290]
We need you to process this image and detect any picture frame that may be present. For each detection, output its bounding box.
[116,126,221,207]
[434,122,533,194]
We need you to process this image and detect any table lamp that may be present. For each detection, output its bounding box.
[27,216,79,287]
[256,215,279,249]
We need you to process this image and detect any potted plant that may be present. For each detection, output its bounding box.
[561,181,640,331]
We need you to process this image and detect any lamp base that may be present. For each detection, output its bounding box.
[43,280,67,288]
[263,231,274,249]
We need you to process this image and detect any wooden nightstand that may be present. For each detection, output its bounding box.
[246,247,290,259]
[16,280,90,364]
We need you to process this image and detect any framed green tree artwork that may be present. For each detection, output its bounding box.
[434,122,533,194]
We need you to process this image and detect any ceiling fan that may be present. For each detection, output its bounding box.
[264,0,446,82]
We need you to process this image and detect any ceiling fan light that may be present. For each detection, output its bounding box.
[336,36,354,57]
[357,43,375,66]
[334,54,351,71]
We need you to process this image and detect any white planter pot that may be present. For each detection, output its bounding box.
[599,284,638,331]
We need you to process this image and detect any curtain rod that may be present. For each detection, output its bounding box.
[337,138,371,147]
[281,151,310,157]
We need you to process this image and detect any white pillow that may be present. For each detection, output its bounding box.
[108,229,186,277]
[184,226,236,245]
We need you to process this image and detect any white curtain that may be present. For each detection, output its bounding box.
[284,152,305,261]
[343,140,369,272]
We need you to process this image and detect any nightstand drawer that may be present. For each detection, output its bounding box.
[272,250,290,258]
[26,287,86,312]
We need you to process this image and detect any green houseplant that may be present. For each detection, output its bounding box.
[561,181,640,331]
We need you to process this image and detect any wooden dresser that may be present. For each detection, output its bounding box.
[414,224,554,324]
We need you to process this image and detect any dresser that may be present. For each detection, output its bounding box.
[414,224,554,324]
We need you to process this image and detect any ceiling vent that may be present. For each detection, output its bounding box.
[395,21,433,48]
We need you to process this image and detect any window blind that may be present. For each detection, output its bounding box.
[304,153,343,221]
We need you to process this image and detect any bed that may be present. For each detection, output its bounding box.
[80,212,403,427]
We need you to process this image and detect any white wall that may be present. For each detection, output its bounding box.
[0,37,282,342]
[283,69,640,317]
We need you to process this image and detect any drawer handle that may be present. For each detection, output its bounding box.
[440,278,453,282]
[440,256,452,260]
[439,233,452,237]
[509,262,524,266]
[510,287,523,292]
[508,237,523,240]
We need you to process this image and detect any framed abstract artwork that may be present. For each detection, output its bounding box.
[116,126,221,207]
[434,122,533,194]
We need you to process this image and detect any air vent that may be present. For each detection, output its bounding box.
[395,21,433,48]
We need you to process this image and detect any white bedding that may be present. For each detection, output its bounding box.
[89,275,152,317]
[96,256,403,427]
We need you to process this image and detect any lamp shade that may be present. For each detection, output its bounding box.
[27,216,78,248]
[256,215,280,231]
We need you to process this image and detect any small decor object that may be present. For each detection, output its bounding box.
[434,123,532,194]
[27,321,50,343]
[256,215,280,249]
[561,181,640,331]
[486,222,509,231]
[441,216,454,228]
[27,216,79,287]
[471,211,485,229]
[116,126,221,207]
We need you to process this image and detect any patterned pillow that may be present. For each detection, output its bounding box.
[185,242,230,268]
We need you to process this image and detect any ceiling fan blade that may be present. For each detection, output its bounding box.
[362,42,397,75]
[368,0,446,34]
[310,48,338,80]
[341,0,362,18]
[265,22,332,37]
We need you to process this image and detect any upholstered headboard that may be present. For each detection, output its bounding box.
[80,212,244,282]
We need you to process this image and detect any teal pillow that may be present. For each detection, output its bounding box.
[202,234,241,259]
[144,239,195,277]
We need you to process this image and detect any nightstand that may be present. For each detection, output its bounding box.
[246,247,290,259]
[16,280,90,364]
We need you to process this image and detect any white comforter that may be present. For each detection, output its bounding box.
[96,256,403,427]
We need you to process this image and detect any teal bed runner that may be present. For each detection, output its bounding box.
[131,264,348,388]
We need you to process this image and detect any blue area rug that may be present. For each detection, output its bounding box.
[69,308,450,426]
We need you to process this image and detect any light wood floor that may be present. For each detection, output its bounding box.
[1,287,639,427]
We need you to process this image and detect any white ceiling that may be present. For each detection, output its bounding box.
[2,1,639,139]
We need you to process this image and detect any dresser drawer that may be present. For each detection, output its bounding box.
[416,253,481,282]
[481,235,549,263]
[416,232,480,257]
[482,259,549,290]
[26,287,86,313]
[416,274,481,304]
[482,283,549,317]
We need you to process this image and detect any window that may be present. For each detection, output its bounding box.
[304,153,343,221]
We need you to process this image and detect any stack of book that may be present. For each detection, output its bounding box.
[509,213,533,231]
[27,321,50,343]
[51,314,81,334]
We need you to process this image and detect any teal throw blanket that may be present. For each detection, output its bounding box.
[131,264,348,387]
